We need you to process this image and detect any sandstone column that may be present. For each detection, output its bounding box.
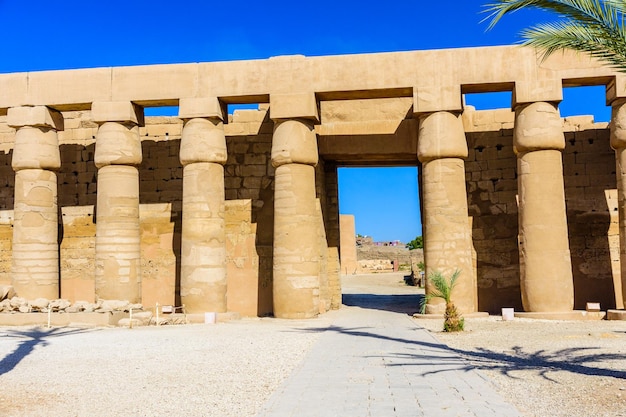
[92,102,144,303]
[7,106,63,300]
[417,111,476,314]
[514,101,573,312]
[270,93,320,318]
[178,98,227,313]
[610,98,626,307]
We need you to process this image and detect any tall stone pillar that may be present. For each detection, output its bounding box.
[92,102,144,303]
[7,106,63,300]
[324,164,342,310]
[417,111,476,314]
[178,98,227,313]
[610,98,626,307]
[514,101,573,312]
[270,93,320,319]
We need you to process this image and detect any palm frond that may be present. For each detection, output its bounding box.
[522,20,626,70]
[484,0,626,72]
[419,269,461,313]
[484,0,625,30]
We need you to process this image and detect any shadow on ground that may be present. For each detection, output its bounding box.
[297,323,626,382]
[342,293,424,315]
[0,327,92,376]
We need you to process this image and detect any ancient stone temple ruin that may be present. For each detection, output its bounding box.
[1,45,626,319]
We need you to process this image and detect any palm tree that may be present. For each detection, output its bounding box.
[420,270,465,332]
[484,0,626,72]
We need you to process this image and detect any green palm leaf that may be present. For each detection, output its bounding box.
[484,0,626,72]
[419,269,461,313]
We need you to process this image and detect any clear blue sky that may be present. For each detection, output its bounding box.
[0,1,611,243]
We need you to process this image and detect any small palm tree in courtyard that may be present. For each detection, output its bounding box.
[420,269,465,332]
[484,0,626,72]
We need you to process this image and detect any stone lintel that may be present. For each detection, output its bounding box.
[412,85,462,115]
[91,101,145,126]
[7,106,64,130]
[606,76,626,105]
[178,97,226,121]
[512,78,563,107]
[270,92,319,122]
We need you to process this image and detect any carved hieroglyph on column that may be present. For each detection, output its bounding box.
[92,102,143,303]
[417,111,477,314]
[514,101,574,312]
[271,98,321,318]
[610,98,626,307]
[178,98,227,313]
[7,106,63,300]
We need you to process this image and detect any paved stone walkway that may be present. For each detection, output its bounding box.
[256,303,521,417]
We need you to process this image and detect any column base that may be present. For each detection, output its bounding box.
[412,312,489,320]
[514,310,606,320]
[607,309,626,320]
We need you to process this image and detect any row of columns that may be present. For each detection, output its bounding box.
[6,100,233,311]
[7,90,626,318]
[5,96,331,318]
[416,100,575,314]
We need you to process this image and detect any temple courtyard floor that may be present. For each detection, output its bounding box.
[0,272,624,416]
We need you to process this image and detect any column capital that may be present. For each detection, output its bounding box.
[7,106,64,130]
[269,92,319,123]
[271,119,318,167]
[512,78,563,108]
[412,85,462,115]
[179,118,227,166]
[178,97,226,121]
[513,101,565,153]
[91,101,144,126]
[417,111,468,163]
[610,98,626,149]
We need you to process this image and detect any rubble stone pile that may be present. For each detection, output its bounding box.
[0,284,142,314]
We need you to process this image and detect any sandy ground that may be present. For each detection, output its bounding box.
[0,272,625,417]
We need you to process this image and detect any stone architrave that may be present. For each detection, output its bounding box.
[7,106,63,300]
[178,97,228,314]
[610,98,626,307]
[514,101,574,312]
[92,101,143,303]
[271,97,321,318]
[417,111,476,314]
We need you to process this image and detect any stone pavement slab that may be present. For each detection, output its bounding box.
[256,304,521,417]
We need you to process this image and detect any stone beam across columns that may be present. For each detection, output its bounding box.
[512,91,574,312]
[178,97,228,314]
[92,101,144,303]
[7,106,63,300]
[270,92,321,319]
[416,106,477,314]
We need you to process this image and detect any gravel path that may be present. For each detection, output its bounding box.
[345,273,626,417]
